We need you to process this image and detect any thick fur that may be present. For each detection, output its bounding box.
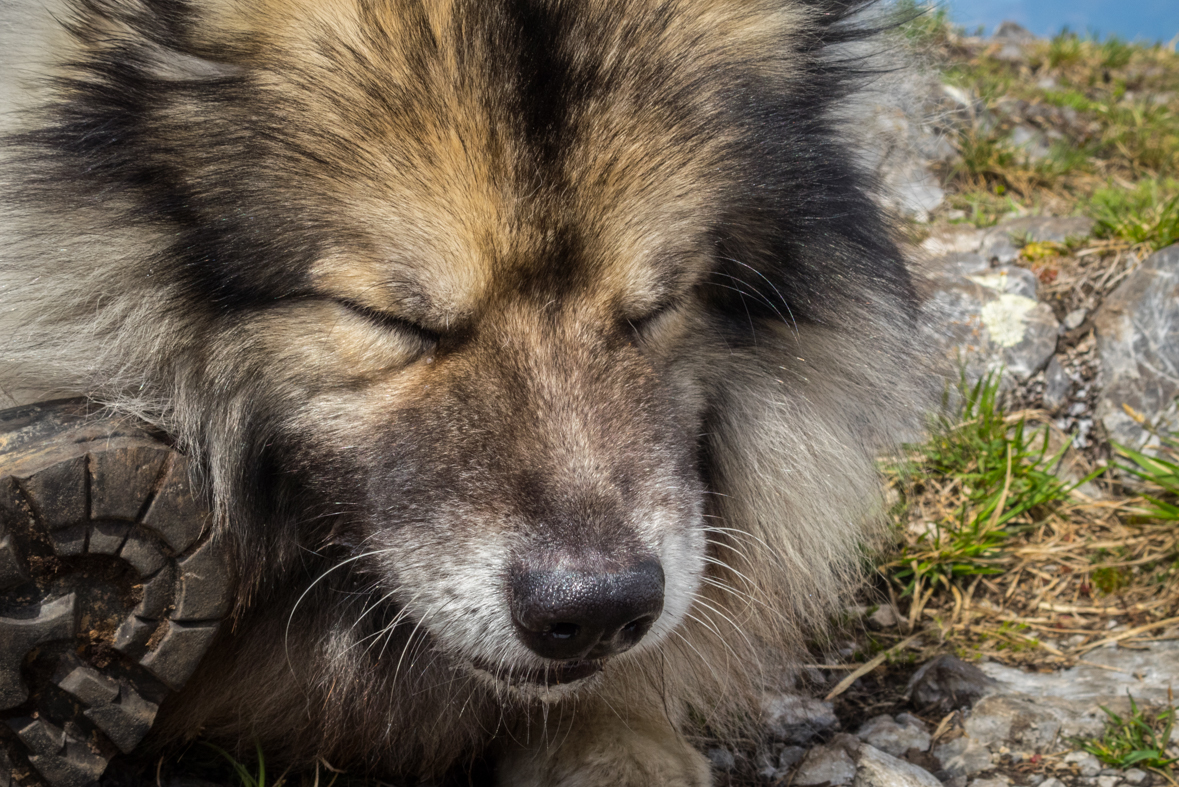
[0,0,924,784]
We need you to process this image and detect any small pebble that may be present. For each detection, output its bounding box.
[706,747,736,772]
[1123,770,1147,785]
[779,745,806,770]
[1063,750,1102,778]
[1063,308,1087,331]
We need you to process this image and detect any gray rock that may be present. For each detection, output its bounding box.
[933,736,994,777]
[964,695,1066,749]
[907,655,997,710]
[869,605,901,629]
[854,744,942,787]
[995,216,1094,245]
[779,746,807,770]
[922,226,985,257]
[763,693,839,744]
[1123,769,1148,785]
[979,643,1179,737]
[969,779,1010,787]
[1063,751,1102,778]
[890,164,946,222]
[1043,357,1072,411]
[856,715,932,758]
[1064,308,1088,331]
[993,21,1036,43]
[967,265,1039,299]
[794,742,858,786]
[923,274,1060,384]
[1040,779,1067,787]
[895,713,929,731]
[1094,244,1179,449]
[706,747,736,772]
[979,231,1020,265]
[1096,776,1120,787]
[1009,125,1051,161]
[860,103,947,222]
[924,252,990,280]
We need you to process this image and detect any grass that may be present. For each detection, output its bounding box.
[1088,179,1179,252]
[205,742,280,787]
[892,0,956,49]
[874,369,1179,666]
[919,21,1179,223]
[1077,694,1178,776]
[883,374,1090,599]
[1115,410,1179,521]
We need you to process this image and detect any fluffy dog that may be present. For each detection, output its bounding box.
[0,0,923,784]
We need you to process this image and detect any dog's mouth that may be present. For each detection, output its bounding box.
[469,657,604,687]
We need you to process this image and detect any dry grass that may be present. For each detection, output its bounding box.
[874,383,1179,670]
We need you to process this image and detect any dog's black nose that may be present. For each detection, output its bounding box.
[510,559,665,661]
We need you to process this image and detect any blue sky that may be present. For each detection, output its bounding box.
[942,0,1179,43]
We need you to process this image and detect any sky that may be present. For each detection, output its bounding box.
[942,0,1179,43]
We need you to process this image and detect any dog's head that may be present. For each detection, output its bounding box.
[17,0,916,695]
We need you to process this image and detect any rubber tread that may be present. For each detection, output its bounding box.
[0,401,231,787]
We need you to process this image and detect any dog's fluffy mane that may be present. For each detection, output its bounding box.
[0,0,926,776]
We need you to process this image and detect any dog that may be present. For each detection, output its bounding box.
[0,0,923,784]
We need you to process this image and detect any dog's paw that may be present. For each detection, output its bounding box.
[496,711,712,787]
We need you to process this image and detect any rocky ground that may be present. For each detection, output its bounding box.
[698,15,1179,787]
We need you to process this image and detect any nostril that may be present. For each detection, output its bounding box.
[548,622,580,640]
[616,614,656,647]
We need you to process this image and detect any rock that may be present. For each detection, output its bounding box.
[979,231,1020,266]
[922,226,985,257]
[991,216,1095,245]
[869,605,901,629]
[979,642,1179,732]
[890,164,946,222]
[1123,769,1148,784]
[1009,125,1051,161]
[794,741,858,786]
[923,252,990,281]
[933,736,994,777]
[1063,751,1102,778]
[706,747,736,772]
[763,693,840,744]
[779,746,807,770]
[856,715,932,758]
[1094,244,1179,450]
[1043,357,1072,411]
[964,695,1066,749]
[923,273,1060,384]
[967,265,1039,299]
[1064,308,1088,331]
[1096,776,1120,787]
[859,98,948,222]
[970,779,1010,787]
[854,744,942,787]
[1041,779,1067,787]
[895,713,929,731]
[907,656,996,710]
[993,21,1036,43]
